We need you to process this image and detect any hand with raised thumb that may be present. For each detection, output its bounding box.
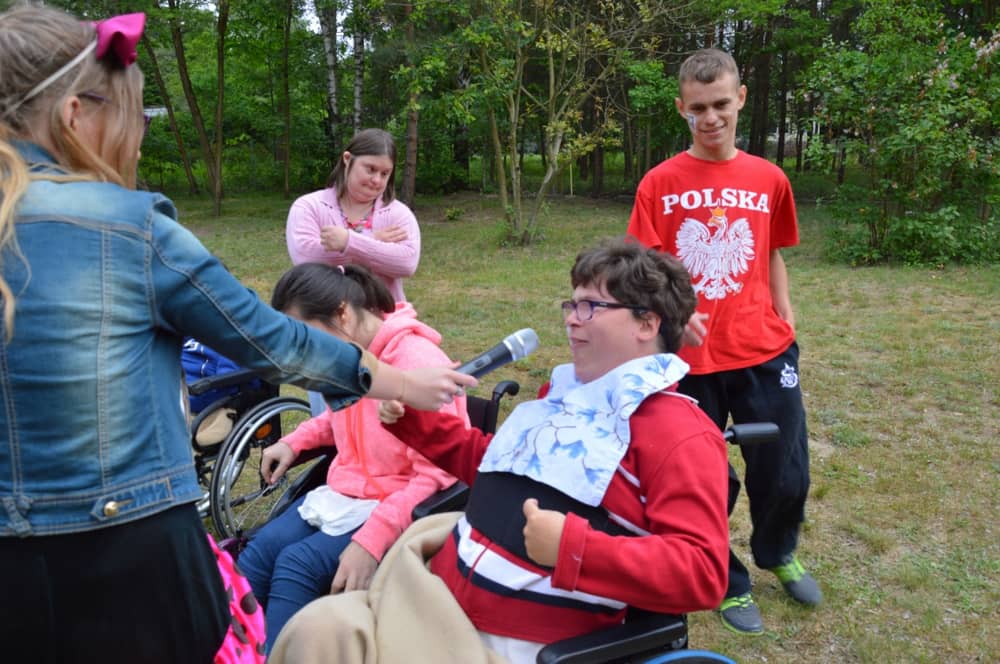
[522,498,566,568]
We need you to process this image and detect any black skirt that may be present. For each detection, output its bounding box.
[0,503,228,664]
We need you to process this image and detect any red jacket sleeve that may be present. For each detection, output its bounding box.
[383,408,493,484]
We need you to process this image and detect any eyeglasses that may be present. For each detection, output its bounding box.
[561,299,648,322]
[79,91,152,136]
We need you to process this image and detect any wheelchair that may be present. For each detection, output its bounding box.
[186,367,312,530]
[209,378,522,544]
[208,370,772,664]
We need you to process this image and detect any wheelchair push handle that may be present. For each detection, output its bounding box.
[188,368,261,396]
[724,422,780,446]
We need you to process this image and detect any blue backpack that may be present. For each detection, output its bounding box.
[182,338,260,413]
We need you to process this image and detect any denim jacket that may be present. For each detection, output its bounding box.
[1,142,373,537]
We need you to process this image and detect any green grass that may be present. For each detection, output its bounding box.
[177,189,999,663]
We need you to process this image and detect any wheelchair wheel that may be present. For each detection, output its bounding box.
[209,396,314,538]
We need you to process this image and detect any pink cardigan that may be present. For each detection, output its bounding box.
[280,303,464,560]
[285,188,420,302]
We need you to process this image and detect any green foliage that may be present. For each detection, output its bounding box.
[624,56,685,153]
[804,0,999,265]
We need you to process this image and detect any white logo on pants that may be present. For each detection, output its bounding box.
[780,363,799,389]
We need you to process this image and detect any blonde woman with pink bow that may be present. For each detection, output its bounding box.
[0,6,473,663]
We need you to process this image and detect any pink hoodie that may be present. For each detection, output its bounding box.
[280,302,465,561]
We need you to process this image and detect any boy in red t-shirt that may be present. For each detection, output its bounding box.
[627,47,821,635]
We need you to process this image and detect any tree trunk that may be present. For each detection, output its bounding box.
[481,47,509,211]
[166,0,218,200]
[282,0,292,198]
[747,27,772,158]
[316,0,340,161]
[212,0,230,215]
[352,0,365,134]
[622,110,633,185]
[400,4,418,206]
[140,34,198,194]
[590,144,604,197]
[775,51,789,168]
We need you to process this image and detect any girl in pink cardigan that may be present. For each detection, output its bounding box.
[285,128,419,303]
[239,263,466,651]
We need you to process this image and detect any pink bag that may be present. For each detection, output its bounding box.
[208,535,266,663]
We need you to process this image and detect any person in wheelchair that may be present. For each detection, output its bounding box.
[239,262,468,652]
[269,239,729,664]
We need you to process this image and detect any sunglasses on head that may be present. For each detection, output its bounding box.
[78,91,152,136]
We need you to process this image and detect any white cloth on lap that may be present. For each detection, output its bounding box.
[298,485,378,536]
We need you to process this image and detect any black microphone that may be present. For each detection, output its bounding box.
[456,328,540,379]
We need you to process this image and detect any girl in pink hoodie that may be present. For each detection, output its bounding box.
[239,263,466,651]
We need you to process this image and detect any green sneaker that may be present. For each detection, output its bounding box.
[769,555,822,606]
[718,592,764,635]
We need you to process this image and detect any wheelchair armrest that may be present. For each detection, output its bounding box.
[188,368,260,395]
[535,613,687,664]
[724,422,780,446]
[492,379,521,400]
[411,481,470,520]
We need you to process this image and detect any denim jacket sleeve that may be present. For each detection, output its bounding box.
[147,197,370,410]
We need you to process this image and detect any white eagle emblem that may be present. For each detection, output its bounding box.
[676,207,755,300]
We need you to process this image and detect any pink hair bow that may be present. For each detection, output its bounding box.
[93,13,146,67]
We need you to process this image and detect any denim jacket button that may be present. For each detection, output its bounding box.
[102,501,120,518]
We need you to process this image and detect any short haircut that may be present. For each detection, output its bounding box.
[678,48,740,87]
[571,239,697,354]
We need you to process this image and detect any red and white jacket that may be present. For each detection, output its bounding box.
[385,388,729,644]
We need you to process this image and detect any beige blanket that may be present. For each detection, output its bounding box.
[268,512,510,664]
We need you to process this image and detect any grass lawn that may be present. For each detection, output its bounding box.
[178,189,999,663]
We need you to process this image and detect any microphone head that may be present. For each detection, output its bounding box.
[504,328,540,361]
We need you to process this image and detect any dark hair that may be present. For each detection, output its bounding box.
[571,238,697,354]
[271,263,395,322]
[678,48,740,87]
[325,128,397,204]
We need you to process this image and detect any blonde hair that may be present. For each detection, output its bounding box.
[0,3,146,339]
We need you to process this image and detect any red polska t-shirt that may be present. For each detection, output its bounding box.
[628,150,799,374]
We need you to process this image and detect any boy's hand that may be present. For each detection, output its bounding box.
[522,498,566,567]
[682,312,709,347]
[378,399,405,424]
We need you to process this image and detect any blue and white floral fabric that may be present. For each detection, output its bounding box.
[478,353,690,506]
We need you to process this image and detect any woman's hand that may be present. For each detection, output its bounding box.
[319,225,349,252]
[373,225,407,243]
[400,366,476,410]
[330,541,378,593]
[260,441,296,485]
[369,364,476,411]
[522,498,566,568]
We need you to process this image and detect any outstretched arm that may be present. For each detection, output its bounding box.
[382,405,492,484]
